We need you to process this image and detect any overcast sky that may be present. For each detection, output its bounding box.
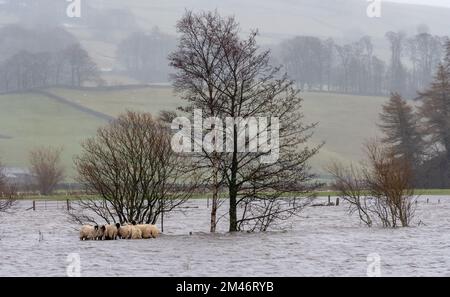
[387,0,450,8]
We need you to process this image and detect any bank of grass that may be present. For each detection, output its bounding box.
[15,189,450,201]
[0,86,386,179]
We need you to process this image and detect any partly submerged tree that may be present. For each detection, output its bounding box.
[169,11,321,232]
[328,140,417,228]
[72,111,198,225]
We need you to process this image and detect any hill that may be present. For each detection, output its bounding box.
[1,0,450,75]
[0,86,387,179]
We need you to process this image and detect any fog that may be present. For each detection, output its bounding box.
[388,0,450,8]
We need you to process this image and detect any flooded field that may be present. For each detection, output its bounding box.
[1,197,450,277]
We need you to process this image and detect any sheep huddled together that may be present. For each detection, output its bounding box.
[79,222,160,240]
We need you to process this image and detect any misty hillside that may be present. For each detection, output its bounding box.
[93,0,450,42]
[0,86,385,177]
[1,0,450,71]
[0,0,448,179]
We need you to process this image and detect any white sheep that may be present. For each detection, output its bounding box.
[79,225,98,241]
[117,224,132,239]
[137,224,160,239]
[96,225,106,240]
[104,223,120,240]
[130,225,142,239]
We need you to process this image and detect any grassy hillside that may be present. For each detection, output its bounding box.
[99,0,450,40]
[0,91,106,176]
[0,86,386,180]
[0,0,440,77]
[48,87,183,117]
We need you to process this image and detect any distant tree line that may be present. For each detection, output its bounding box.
[116,28,176,83]
[279,27,446,97]
[279,35,385,95]
[115,25,447,98]
[0,26,100,92]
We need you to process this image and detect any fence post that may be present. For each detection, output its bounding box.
[161,210,164,233]
[66,199,70,211]
[328,195,331,205]
[336,197,340,206]
[32,200,36,211]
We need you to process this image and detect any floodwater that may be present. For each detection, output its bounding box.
[0,196,450,276]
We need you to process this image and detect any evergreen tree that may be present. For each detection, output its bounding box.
[378,93,424,166]
[418,64,450,173]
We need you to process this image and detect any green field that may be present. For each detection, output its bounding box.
[0,86,387,180]
[0,91,105,176]
[16,189,450,201]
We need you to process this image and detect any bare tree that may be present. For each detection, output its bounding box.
[72,111,198,225]
[365,142,416,227]
[327,162,373,227]
[117,28,176,83]
[29,146,65,195]
[0,160,16,212]
[386,31,407,95]
[328,141,416,228]
[63,44,100,87]
[169,11,321,232]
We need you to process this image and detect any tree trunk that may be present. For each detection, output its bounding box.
[210,156,219,233]
[229,186,237,232]
[229,149,238,232]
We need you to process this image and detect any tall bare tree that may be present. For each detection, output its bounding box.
[72,111,197,225]
[386,31,407,95]
[29,146,65,195]
[168,11,231,232]
[170,11,321,232]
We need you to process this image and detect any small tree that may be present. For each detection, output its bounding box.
[72,111,197,225]
[0,160,16,212]
[364,142,416,227]
[328,141,416,228]
[29,147,65,195]
[327,162,373,227]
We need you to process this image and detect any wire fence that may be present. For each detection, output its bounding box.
[25,199,72,211]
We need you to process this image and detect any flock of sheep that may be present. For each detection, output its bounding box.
[79,222,160,240]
